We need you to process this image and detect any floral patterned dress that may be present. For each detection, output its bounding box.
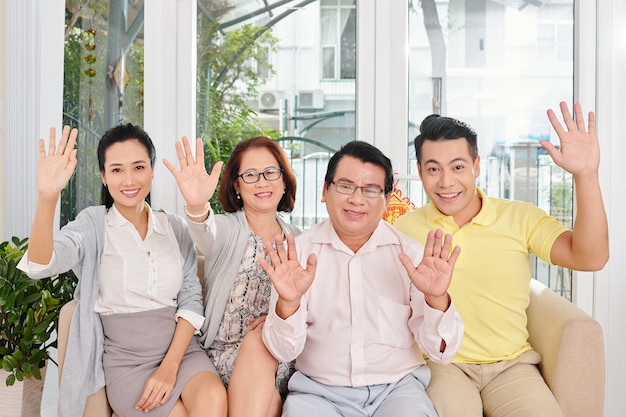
[208,229,294,395]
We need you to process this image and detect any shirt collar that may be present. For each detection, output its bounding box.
[425,187,495,227]
[106,202,164,235]
[311,219,400,254]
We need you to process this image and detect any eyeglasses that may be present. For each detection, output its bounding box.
[238,167,284,184]
[331,181,385,198]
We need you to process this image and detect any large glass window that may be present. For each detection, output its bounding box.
[196,0,357,230]
[406,0,574,298]
[62,0,145,223]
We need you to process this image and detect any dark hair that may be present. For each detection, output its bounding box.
[219,137,297,213]
[413,114,478,163]
[324,141,394,196]
[97,123,156,208]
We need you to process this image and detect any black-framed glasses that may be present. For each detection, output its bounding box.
[238,167,284,184]
[331,181,385,198]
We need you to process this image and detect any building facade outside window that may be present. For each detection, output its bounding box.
[320,0,356,80]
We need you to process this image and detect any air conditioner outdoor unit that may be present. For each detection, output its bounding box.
[258,91,284,111]
[298,90,324,110]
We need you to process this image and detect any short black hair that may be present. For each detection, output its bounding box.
[324,141,394,196]
[413,114,478,163]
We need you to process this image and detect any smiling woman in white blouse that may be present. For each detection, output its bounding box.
[17,124,227,417]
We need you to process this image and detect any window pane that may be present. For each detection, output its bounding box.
[321,1,356,81]
[322,46,336,79]
[62,0,145,224]
[407,0,574,298]
[320,9,337,44]
[339,8,356,79]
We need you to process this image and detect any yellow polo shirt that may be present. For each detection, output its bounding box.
[394,188,568,363]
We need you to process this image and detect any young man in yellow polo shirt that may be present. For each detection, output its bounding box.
[394,102,609,417]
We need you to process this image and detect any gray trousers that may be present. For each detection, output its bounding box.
[282,367,438,417]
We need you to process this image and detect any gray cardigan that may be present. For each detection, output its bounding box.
[18,206,202,417]
[187,209,300,348]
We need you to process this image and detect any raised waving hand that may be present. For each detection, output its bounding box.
[163,136,223,210]
[398,229,460,312]
[27,126,78,264]
[543,101,599,177]
[38,126,78,197]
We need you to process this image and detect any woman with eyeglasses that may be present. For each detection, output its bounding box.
[164,136,300,417]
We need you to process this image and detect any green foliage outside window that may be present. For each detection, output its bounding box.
[197,15,281,212]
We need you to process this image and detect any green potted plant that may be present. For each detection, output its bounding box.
[0,236,78,387]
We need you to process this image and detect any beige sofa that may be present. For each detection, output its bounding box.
[526,278,605,417]
[57,275,604,417]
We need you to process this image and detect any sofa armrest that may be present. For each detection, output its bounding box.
[58,300,113,417]
[527,279,605,417]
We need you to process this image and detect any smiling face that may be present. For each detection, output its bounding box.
[322,155,389,253]
[418,138,482,227]
[235,147,286,215]
[100,139,154,214]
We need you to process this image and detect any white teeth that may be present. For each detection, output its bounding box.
[440,193,459,198]
[122,189,139,195]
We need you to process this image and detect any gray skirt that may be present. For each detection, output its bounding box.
[101,307,216,417]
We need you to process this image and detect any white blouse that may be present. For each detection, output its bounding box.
[25,204,204,331]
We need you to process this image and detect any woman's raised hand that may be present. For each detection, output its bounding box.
[38,126,78,197]
[163,136,223,209]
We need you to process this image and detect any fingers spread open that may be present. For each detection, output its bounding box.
[195,137,204,163]
[181,136,196,165]
[587,110,596,135]
[573,102,586,132]
[559,101,575,131]
[47,127,57,156]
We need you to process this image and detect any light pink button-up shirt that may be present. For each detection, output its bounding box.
[263,220,464,387]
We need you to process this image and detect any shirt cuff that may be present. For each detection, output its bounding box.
[16,250,56,274]
[263,305,307,361]
[176,308,205,334]
[422,301,462,360]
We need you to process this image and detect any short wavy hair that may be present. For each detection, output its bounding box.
[219,137,297,213]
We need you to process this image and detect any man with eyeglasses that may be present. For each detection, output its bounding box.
[259,141,464,417]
